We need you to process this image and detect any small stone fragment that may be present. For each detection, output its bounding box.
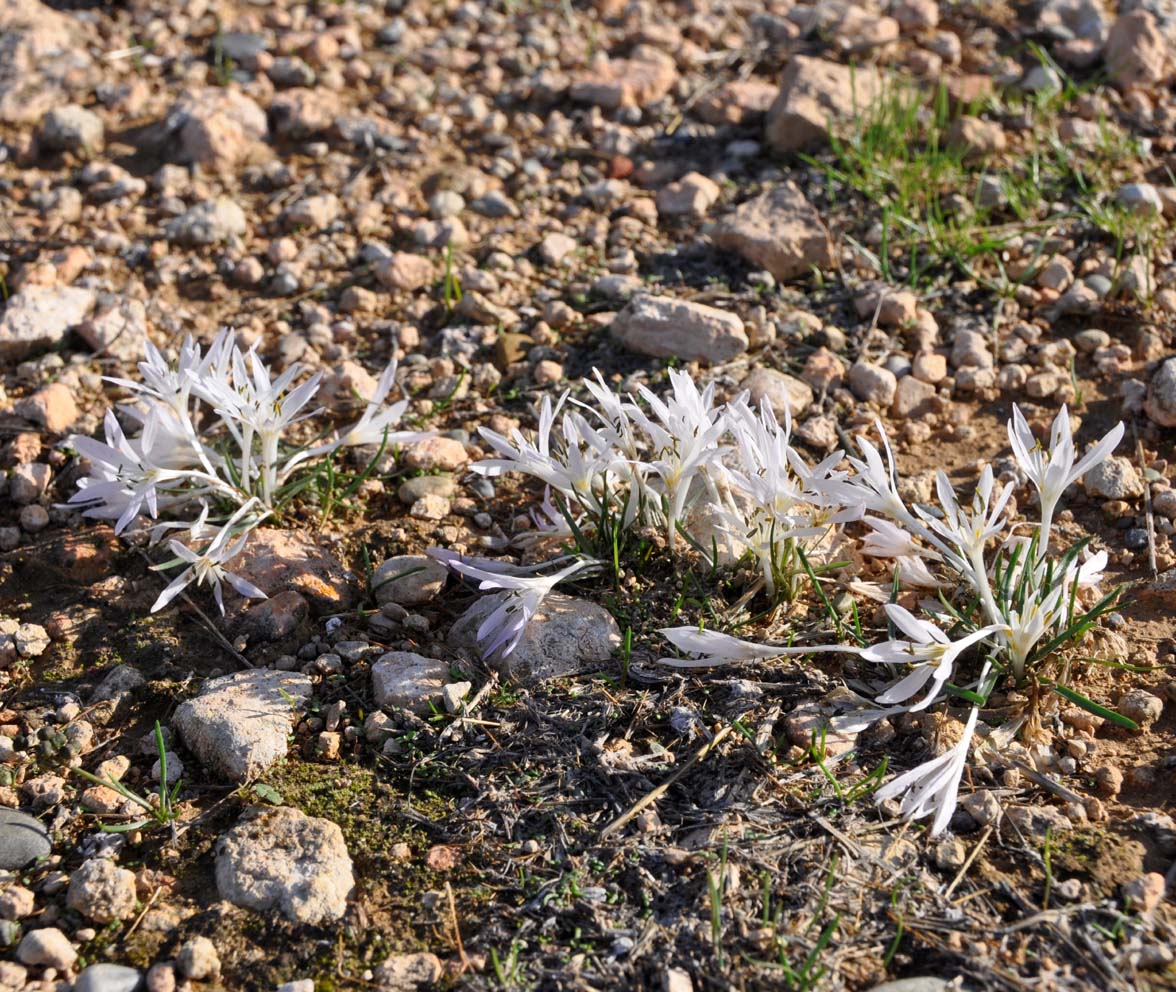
[66,857,138,923]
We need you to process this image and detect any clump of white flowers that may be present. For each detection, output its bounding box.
[69,330,427,613]
[471,370,1127,837]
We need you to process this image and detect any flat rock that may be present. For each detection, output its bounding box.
[215,805,354,924]
[371,652,450,715]
[0,807,50,869]
[712,183,834,281]
[371,555,448,606]
[611,294,747,364]
[226,528,355,615]
[449,592,620,683]
[765,56,882,154]
[0,285,96,360]
[174,670,312,783]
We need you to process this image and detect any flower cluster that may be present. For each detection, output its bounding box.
[477,370,1126,836]
[475,369,850,598]
[69,331,427,612]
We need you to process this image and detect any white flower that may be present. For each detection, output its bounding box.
[875,699,983,836]
[658,626,854,668]
[862,605,1007,711]
[846,422,909,521]
[428,549,601,658]
[919,465,1013,563]
[629,370,730,549]
[151,501,270,614]
[335,361,433,450]
[1008,405,1124,546]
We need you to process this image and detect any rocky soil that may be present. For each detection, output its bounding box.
[1,0,1176,989]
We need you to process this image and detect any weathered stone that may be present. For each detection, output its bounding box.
[371,555,448,606]
[66,857,137,923]
[740,367,814,417]
[765,56,883,154]
[0,0,95,125]
[0,285,96,359]
[1145,356,1176,427]
[75,297,148,361]
[373,953,443,990]
[1083,456,1144,499]
[14,382,77,433]
[215,806,353,924]
[712,183,834,281]
[163,88,269,169]
[1106,10,1170,88]
[174,670,312,782]
[164,198,247,246]
[74,964,143,992]
[226,529,354,615]
[371,652,450,715]
[40,104,103,152]
[612,294,747,364]
[570,52,677,108]
[848,362,898,406]
[449,592,620,683]
[16,926,76,970]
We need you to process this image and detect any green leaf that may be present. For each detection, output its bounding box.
[251,783,284,805]
[1051,684,1138,731]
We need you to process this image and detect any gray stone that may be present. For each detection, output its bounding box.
[1083,456,1144,500]
[371,652,450,715]
[371,555,448,606]
[1145,356,1176,428]
[40,104,103,152]
[215,806,353,924]
[449,592,620,683]
[174,670,311,782]
[712,183,834,281]
[165,198,247,246]
[74,963,143,992]
[848,362,898,406]
[0,285,96,360]
[66,857,137,923]
[397,475,457,505]
[373,952,443,989]
[0,808,50,869]
[611,294,747,364]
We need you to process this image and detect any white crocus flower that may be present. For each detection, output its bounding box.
[428,549,601,659]
[863,605,1007,711]
[658,626,855,668]
[1008,405,1124,553]
[151,501,270,614]
[874,695,984,836]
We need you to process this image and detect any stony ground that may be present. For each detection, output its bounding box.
[2,0,1176,989]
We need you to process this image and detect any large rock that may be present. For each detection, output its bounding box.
[371,652,451,715]
[0,285,96,360]
[66,857,137,923]
[0,807,50,869]
[712,183,834,281]
[0,0,95,125]
[226,528,355,615]
[161,87,269,169]
[174,670,311,783]
[449,592,620,683]
[215,806,354,924]
[611,295,747,364]
[765,55,882,153]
